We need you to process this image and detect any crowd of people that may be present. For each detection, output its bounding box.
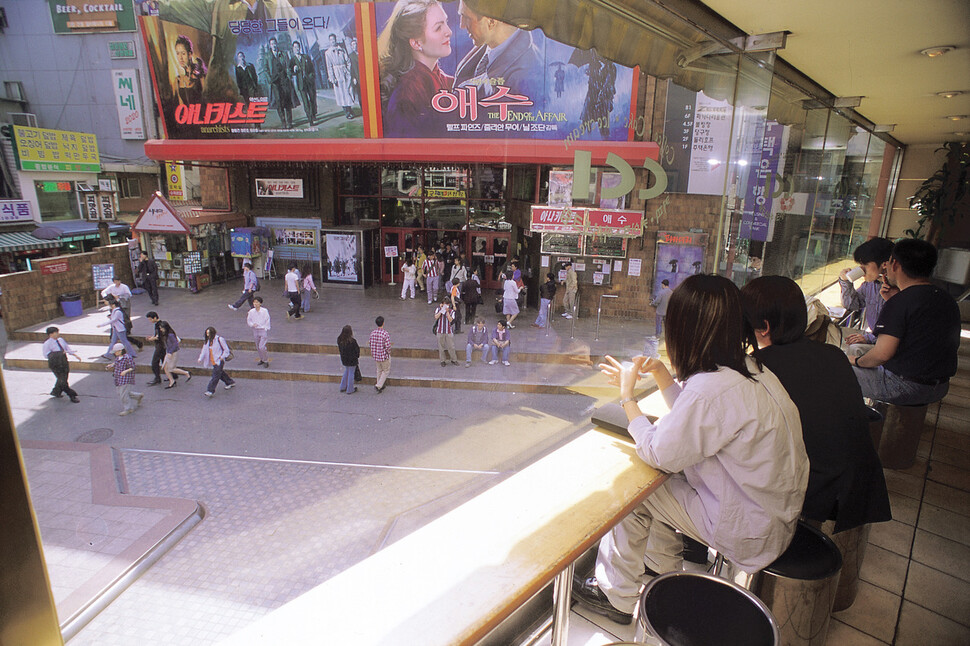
[39,238,963,594]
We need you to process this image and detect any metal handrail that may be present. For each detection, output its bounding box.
[596,294,618,341]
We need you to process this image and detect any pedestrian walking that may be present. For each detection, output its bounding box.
[488,319,512,365]
[534,272,557,327]
[301,267,318,312]
[416,245,427,293]
[369,316,391,392]
[198,326,235,397]
[502,272,522,328]
[461,270,482,323]
[100,277,132,319]
[98,299,137,359]
[562,261,578,319]
[43,326,80,403]
[158,321,192,388]
[651,279,672,337]
[145,311,167,386]
[137,251,160,305]
[247,296,271,367]
[401,257,417,299]
[228,262,259,311]
[424,253,440,303]
[337,325,360,394]
[109,343,142,416]
[284,263,303,320]
[434,301,460,366]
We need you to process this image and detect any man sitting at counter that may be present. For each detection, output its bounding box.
[573,275,808,625]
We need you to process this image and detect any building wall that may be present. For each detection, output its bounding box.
[0,244,134,331]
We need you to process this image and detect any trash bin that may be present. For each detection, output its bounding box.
[635,571,780,646]
[58,293,83,317]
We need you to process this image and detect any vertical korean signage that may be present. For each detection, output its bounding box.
[739,122,787,242]
[166,162,185,200]
[662,82,732,195]
[112,69,146,139]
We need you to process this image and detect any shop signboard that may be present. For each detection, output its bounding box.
[661,82,731,196]
[140,0,637,141]
[323,232,360,283]
[167,162,185,199]
[92,264,115,289]
[41,261,70,275]
[584,235,627,259]
[255,179,304,198]
[586,209,642,236]
[83,193,100,220]
[383,246,398,258]
[0,200,33,223]
[109,40,137,59]
[11,126,100,173]
[48,0,136,34]
[112,69,146,140]
[530,206,583,233]
[540,233,582,256]
[739,121,787,242]
[99,193,117,220]
[133,193,191,233]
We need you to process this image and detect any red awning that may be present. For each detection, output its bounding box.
[144,138,659,166]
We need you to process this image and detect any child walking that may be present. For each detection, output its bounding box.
[109,343,143,416]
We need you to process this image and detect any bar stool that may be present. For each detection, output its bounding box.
[633,571,780,646]
[865,405,884,452]
[818,520,871,611]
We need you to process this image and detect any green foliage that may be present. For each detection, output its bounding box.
[905,141,970,240]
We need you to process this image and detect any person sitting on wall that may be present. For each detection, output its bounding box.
[848,238,961,406]
[741,276,891,533]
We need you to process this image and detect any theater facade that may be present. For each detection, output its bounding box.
[140,0,900,316]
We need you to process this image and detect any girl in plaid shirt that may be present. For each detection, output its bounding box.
[109,343,143,416]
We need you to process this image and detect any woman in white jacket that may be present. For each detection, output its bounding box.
[572,274,808,625]
[197,326,235,397]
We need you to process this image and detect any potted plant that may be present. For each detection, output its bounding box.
[905,141,970,241]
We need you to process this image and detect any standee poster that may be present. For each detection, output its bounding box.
[140,0,637,141]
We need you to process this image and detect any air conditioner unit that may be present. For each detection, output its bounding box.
[9,112,38,127]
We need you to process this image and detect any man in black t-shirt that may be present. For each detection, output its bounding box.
[849,239,960,405]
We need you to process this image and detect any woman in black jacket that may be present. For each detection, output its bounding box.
[337,325,359,394]
[740,275,891,533]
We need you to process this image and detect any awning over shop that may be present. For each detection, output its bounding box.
[32,220,130,242]
[175,206,248,229]
[144,138,659,165]
[0,231,63,252]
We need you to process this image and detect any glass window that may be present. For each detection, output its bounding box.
[423,167,467,192]
[35,181,80,220]
[468,201,509,230]
[339,197,379,225]
[381,198,423,227]
[424,199,466,230]
[468,166,505,199]
[511,166,537,201]
[119,177,141,198]
[381,167,421,197]
[340,165,381,195]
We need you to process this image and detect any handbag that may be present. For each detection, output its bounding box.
[432,319,438,335]
[354,365,363,382]
[219,337,234,361]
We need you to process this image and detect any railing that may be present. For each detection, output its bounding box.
[219,428,666,646]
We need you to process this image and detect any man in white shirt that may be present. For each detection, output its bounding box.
[247,296,271,367]
[284,263,303,320]
[101,277,133,317]
[43,326,81,403]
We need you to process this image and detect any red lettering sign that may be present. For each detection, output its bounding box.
[41,261,69,275]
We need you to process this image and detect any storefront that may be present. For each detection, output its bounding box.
[139,0,901,316]
[132,192,244,292]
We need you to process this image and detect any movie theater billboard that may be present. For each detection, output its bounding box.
[141,0,637,140]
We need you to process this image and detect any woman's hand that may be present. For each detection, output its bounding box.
[598,355,647,398]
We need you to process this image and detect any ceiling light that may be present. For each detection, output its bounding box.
[937,91,964,98]
[873,124,895,132]
[945,115,968,121]
[952,131,968,137]
[920,46,955,57]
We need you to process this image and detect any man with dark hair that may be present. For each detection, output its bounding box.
[839,237,897,354]
[849,239,961,405]
[369,315,391,393]
[43,326,80,403]
[138,251,160,306]
[145,311,172,386]
[650,279,672,338]
[228,262,258,311]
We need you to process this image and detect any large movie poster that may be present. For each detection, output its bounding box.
[374,0,635,139]
[144,1,362,137]
[140,0,636,141]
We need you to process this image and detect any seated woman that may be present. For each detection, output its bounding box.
[573,274,808,625]
[740,275,891,533]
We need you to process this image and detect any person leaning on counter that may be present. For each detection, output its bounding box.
[572,274,809,625]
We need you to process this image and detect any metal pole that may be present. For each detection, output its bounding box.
[570,294,578,339]
[388,255,397,286]
[596,294,618,341]
[550,562,574,646]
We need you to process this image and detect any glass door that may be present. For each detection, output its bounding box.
[470,232,511,291]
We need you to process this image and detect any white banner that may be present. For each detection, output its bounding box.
[256,179,304,198]
[111,69,145,140]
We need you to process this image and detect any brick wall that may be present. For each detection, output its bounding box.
[0,244,134,331]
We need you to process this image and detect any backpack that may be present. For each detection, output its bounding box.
[253,275,261,292]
